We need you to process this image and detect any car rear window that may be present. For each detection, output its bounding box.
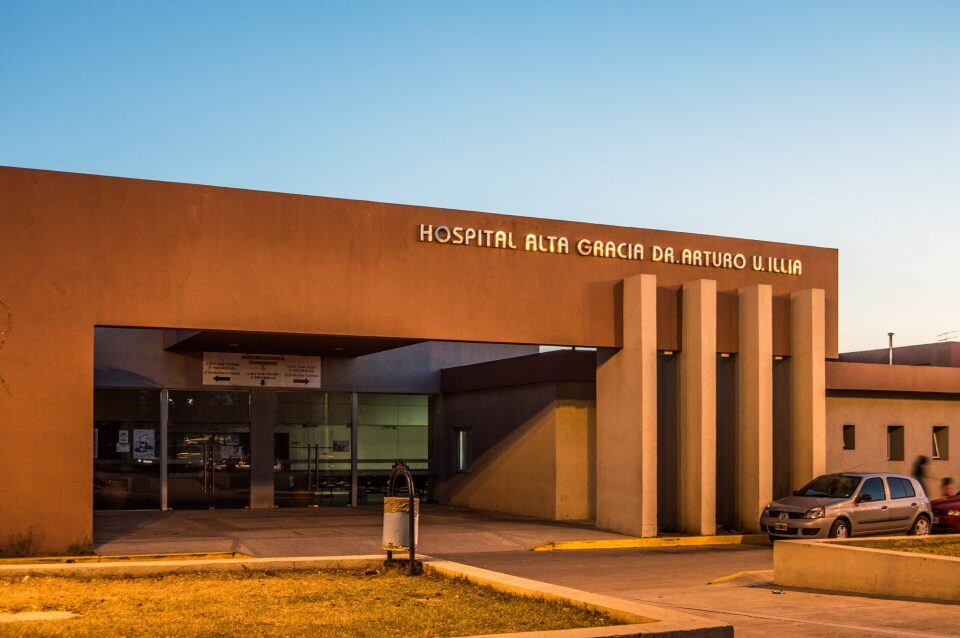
[887,477,916,499]
[798,475,862,498]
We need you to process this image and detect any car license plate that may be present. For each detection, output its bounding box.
[775,523,788,531]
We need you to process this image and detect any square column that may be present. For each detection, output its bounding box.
[790,289,826,489]
[596,273,658,537]
[736,284,773,532]
[250,390,277,509]
[680,279,717,536]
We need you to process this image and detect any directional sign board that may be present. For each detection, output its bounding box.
[282,357,322,388]
[202,353,244,385]
[202,352,322,388]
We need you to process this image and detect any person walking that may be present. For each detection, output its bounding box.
[911,455,930,495]
[942,477,956,498]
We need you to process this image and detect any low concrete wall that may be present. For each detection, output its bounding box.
[774,536,960,603]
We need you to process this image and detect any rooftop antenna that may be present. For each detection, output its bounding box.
[888,332,894,365]
[937,329,959,343]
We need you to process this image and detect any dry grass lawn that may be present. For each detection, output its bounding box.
[847,538,960,557]
[0,566,623,637]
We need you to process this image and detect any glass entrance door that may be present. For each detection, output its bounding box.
[167,391,250,509]
[274,391,352,507]
[168,432,251,508]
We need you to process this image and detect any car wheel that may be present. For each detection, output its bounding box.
[909,515,930,536]
[828,519,849,539]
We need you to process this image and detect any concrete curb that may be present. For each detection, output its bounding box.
[0,554,385,576]
[533,534,769,552]
[0,551,247,565]
[424,558,732,637]
[774,534,960,603]
[0,553,732,637]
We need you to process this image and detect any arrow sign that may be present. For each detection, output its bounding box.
[213,376,231,382]
[292,378,310,385]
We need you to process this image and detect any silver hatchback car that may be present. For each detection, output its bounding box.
[760,472,932,540]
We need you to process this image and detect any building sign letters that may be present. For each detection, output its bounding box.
[418,224,802,275]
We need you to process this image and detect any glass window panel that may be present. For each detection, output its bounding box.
[933,426,949,460]
[888,477,908,499]
[842,424,855,450]
[398,425,428,459]
[456,429,472,472]
[397,405,429,426]
[860,477,886,501]
[169,390,249,426]
[358,425,399,459]
[887,425,905,461]
[359,404,398,426]
[93,389,161,510]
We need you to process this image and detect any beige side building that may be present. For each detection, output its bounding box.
[435,343,960,532]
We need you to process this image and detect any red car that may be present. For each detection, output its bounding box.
[931,495,960,532]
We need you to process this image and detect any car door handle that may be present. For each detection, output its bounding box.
[911,503,917,507]
[881,506,888,510]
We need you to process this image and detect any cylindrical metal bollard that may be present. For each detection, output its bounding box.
[382,496,419,552]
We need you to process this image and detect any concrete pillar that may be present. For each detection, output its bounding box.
[680,279,717,536]
[790,289,826,489]
[596,273,658,537]
[250,390,277,509]
[736,284,773,532]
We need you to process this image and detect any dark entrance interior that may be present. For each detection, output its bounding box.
[167,390,251,509]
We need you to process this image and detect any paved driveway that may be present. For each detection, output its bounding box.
[441,545,960,638]
[94,505,632,556]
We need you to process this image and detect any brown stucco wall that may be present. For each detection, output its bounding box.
[828,360,960,394]
[0,166,837,551]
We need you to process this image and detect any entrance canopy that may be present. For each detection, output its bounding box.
[165,329,423,358]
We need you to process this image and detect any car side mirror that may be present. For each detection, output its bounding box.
[856,493,872,504]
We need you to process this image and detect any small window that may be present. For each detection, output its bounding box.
[842,425,856,450]
[887,426,905,461]
[860,477,887,501]
[933,426,949,460]
[455,428,472,473]
[887,477,916,499]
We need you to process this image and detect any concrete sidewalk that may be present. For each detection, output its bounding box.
[441,545,960,638]
[94,505,633,557]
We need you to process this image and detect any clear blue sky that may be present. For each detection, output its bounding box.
[2,1,958,351]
